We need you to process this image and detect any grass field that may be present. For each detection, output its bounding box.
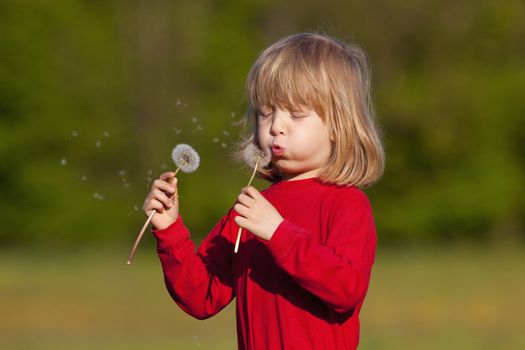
[1,244,524,349]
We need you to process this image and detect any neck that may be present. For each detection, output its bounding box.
[281,170,319,181]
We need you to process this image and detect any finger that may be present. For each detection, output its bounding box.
[234,202,250,217]
[242,186,260,198]
[153,178,177,195]
[153,188,173,208]
[234,215,248,229]
[145,198,165,213]
[237,193,254,206]
[159,171,177,181]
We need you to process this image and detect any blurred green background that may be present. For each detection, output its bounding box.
[1,0,524,349]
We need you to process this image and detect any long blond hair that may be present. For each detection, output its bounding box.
[237,32,385,188]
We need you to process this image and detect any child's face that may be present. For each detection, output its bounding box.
[257,105,332,181]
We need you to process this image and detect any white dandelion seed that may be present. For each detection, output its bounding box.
[222,130,230,137]
[133,205,139,211]
[175,99,187,107]
[172,128,182,134]
[230,111,236,118]
[60,158,67,166]
[191,117,198,123]
[123,182,130,188]
[221,142,227,148]
[118,170,126,177]
[96,140,101,148]
[193,334,201,346]
[213,137,219,143]
[103,130,110,137]
[93,192,104,200]
[81,175,87,181]
[72,130,78,137]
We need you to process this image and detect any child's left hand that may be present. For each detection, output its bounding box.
[234,186,284,241]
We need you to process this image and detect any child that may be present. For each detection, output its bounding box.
[143,32,385,349]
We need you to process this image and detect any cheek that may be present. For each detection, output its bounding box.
[257,126,270,148]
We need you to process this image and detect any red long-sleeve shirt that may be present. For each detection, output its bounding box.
[152,177,377,349]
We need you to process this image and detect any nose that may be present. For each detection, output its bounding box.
[269,110,286,136]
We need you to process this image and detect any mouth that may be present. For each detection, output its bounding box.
[271,144,285,156]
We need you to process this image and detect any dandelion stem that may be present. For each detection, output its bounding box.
[127,167,180,264]
[234,158,259,253]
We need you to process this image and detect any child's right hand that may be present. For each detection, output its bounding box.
[143,172,179,230]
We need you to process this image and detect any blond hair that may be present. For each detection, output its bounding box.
[236,32,385,188]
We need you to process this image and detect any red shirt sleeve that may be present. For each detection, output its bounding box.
[262,191,377,314]
[152,209,236,320]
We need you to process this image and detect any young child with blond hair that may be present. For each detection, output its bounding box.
[143,32,385,349]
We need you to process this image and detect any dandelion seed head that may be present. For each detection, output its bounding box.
[171,144,200,173]
[243,143,270,168]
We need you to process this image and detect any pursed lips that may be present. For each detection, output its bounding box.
[271,144,285,156]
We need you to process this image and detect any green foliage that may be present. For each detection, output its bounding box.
[0,0,523,246]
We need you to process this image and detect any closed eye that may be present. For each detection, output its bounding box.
[290,112,308,119]
[257,110,273,118]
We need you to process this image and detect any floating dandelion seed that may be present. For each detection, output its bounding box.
[133,205,139,211]
[96,140,101,148]
[118,170,126,177]
[103,131,110,137]
[221,142,227,148]
[93,192,104,200]
[191,117,198,123]
[193,334,201,346]
[60,158,67,166]
[172,128,182,134]
[127,144,200,264]
[234,144,270,253]
[230,111,236,118]
[222,130,230,137]
[81,175,87,181]
[175,99,187,107]
[123,182,130,188]
[213,137,219,143]
[67,130,79,141]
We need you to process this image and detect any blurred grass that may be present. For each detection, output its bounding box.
[1,244,524,349]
